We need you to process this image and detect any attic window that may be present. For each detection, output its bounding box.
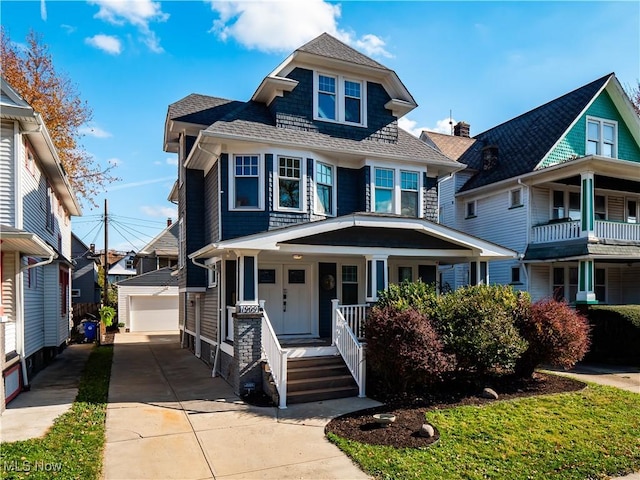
[314,72,366,127]
[586,117,616,158]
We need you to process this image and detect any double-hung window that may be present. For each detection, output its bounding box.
[587,117,617,158]
[400,171,419,217]
[315,73,365,126]
[627,199,639,223]
[552,190,580,221]
[316,162,334,215]
[233,155,261,209]
[277,156,302,210]
[374,168,394,213]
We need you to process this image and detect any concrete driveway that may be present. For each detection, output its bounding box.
[103,332,379,480]
[544,363,640,394]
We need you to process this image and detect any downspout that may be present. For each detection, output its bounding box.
[190,256,221,377]
[18,253,56,389]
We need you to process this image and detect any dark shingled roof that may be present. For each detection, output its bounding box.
[204,100,457,165]
[167,94,244,126]
[116,267,178,287]
[139,222,178,256]
[524,239,640,261]
[297,33,389,71]
[459,73,613,192]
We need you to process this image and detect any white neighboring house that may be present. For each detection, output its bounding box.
[0,78,82,410]
[107,250,136,284]
[427,73,640,304]
[116,267,178,332]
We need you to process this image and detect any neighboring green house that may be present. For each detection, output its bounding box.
[427,73,640,304]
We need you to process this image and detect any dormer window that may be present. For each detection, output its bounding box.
[314,72,366,126]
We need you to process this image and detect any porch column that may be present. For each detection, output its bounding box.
[235,249,260,305]
[580,171,596,241]
[576,260,597,304]
[365,255,388,302]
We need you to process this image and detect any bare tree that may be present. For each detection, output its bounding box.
[1,28,117,206]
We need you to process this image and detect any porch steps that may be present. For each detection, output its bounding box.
[286,355,358,404]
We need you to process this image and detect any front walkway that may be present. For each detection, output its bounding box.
[543,363,640,395]
[103,332,379,480]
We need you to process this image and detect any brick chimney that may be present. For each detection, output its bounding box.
[167,217,172,227]
[454,121,470,138]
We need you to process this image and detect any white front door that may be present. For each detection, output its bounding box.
[259,264,312,336]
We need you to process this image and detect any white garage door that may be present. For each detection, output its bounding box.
[130,295,178,332]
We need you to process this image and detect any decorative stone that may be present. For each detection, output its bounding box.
[418,423,435,438]
[481,387,499,400]
[372,413,396,426]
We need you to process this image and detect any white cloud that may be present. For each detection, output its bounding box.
[41,0,47,21]
[140,205,178,219]
[166,157,178,166]
[61,24,77,34]
[398,116,456,137]
[108,176,175,192]
[107,157,123,166]
[79,122,113,138]
[207,0,391,57]
[88,0,168,53]
[85,34,122,54]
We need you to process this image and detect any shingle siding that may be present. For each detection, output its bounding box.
[204,165,220,244]
[337,166,367,215]
[185,168,206,287]
[424,175,438,222]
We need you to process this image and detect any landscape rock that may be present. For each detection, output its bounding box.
[418,423,435,438]
[481,387,499,399]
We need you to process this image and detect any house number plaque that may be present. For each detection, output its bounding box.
[238,304,261,314]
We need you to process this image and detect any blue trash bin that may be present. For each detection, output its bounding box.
[84,321,98,342]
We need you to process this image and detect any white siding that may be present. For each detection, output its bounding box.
[23,260,45,357]
[619,266,640,304]
[531,186,550,227]
[0,121,15,226]
[607,195,625,222]
[202,286,219,342]
[529,264,550,302]
[2,252,17,354]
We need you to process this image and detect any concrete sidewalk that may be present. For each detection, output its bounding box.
[103,332,379,480]
[543,363,640,395]
[0,343,93,442]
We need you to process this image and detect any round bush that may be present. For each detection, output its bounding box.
[515,299,591,378]
[365,306,454,394]
[434,285,529,375]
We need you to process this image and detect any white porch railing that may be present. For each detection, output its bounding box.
[336,303,369,339]
[225,306,235,342]
[332,300,366,398]
[531,220,581,243]
[531,220,640,244]
[260,305,288,409]
[595,220,640,242]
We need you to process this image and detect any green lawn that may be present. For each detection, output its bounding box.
[0,345,113,480]
[329,383,640,480]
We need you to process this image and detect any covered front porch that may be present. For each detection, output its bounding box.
[189,213,515,407]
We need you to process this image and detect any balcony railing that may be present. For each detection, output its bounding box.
[531,220,640,244]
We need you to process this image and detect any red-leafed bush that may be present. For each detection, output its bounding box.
[365,306,454,394]
[515,299,591,378]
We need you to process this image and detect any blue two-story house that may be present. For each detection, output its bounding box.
[163,33,514,407]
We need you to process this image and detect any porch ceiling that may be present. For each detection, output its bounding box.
[524,240,640,262]
[524,156,640,188]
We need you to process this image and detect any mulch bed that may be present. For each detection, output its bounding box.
[325,373,585,449]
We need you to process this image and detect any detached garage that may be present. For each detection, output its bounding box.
[116,267,178,332]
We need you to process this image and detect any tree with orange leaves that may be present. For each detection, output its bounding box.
[1,28,116,206]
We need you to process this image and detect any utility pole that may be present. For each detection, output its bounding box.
[103,199,109,306]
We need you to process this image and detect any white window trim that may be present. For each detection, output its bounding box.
[274,155,306,213]
[313,71,367,127]
[205,258,219,288]
[314,160,337,217]
[229,153,265,211]
[371,165,423,217]
[465,200,477,219]
[509,187,523,208]
[586,116,617,158]
[71,288,81,297]
[626,197,639,223]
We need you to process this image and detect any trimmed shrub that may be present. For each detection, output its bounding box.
[586,305,640,364]
[365,306,454,394]
[433,284,529,375]
[375,280,438,316]
[515,299,591,378]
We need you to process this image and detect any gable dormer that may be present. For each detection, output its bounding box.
[251,33,417,141]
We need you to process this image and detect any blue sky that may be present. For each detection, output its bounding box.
[2,0,638,252]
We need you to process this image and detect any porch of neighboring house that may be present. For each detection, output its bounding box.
[186,214,515,408]
[523,157,640,304]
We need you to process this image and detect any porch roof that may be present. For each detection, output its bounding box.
[189,213,516,261]
[524,240,640,262]
[0,225,57,258]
